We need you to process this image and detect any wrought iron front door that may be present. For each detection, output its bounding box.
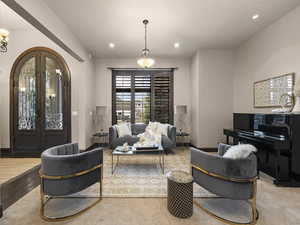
[11,48,71,153]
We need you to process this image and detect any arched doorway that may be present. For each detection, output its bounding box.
[10,47,71,153]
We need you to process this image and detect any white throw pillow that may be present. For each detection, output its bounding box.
[159,123,169,136]
[223,144,257,159]
[116,122,132,137]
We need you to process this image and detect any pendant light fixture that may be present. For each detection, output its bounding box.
[137,19,155,68]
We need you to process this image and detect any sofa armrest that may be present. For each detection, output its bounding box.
[167,125,176,145]
[191,148,257,180]
[41,147,103,177]
[109,126,118,148]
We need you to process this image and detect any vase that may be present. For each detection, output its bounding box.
[293,96,300,113]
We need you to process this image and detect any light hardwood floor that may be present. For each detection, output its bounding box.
[0,158,40,183]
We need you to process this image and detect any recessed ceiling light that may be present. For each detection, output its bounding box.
[109,42,115,48]
[174,42,180,48]
[252,14,259,21]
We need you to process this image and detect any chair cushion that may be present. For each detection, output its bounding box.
[131,124,147,135]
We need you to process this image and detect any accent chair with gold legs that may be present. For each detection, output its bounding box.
[191,143,258,225]
[39,143,103,221]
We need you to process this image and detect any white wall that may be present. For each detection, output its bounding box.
[190,49,234,148]
[95,53,234,149]
[234,5,300,113]
[94,58,191,131]
[190,52,200,147]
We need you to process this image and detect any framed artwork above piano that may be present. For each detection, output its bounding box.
[253,73,295,108]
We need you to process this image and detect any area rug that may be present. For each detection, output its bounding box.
[102,147,209,197]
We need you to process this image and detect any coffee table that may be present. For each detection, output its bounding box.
[112,145,165,174]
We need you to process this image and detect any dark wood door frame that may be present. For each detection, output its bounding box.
[10,47,71,153]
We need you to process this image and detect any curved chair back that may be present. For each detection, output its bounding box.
[40,143,103,196]
[191,147,257,200]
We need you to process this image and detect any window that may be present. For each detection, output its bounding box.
[134,74,151,123]
[112,69,174,125]
[115,74,131,123]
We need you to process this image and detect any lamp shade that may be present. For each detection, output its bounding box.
[175,105,188,132]
[95,106,107,132]
[0,28,9,37]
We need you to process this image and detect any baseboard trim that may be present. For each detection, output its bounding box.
[190,145,217,152]
[0,148,41,158]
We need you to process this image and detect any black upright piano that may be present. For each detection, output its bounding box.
[224,113,300,186]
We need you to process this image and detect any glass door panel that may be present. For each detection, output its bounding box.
[45,57,63,130]
[18,57,36,130]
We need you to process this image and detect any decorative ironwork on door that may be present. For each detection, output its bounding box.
[45,57,63,130]
[18,57,37,130]
[10,47,71,153]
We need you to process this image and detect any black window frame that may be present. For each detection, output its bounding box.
[112,69,174,125]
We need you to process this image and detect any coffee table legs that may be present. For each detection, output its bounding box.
[112,154,119,175]
[158,151,165,174]
[112,151,165,174]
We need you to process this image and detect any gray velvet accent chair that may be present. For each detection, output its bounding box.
[109,123,176,152]
[39,143,103,221]
[191,143,259,225]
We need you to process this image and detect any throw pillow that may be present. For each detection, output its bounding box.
[116,122,132,137]
[223,144,257,159]
[159,123,169,136]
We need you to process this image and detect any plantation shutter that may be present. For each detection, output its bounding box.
[134,72,151,123]
[112,69,174,125]
[151,70,174,124]
[112,71,132,124]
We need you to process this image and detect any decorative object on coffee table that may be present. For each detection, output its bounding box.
[167,170,193,218]
[112,145,165,174]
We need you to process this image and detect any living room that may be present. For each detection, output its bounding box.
[0,0,300,224]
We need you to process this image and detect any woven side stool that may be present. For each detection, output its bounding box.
[167,170,193,218]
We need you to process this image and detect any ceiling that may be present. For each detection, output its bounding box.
[25,0,300,58]
[0,1,32,30]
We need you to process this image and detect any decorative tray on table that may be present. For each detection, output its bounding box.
[135,145,159,150]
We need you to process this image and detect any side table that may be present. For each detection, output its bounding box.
[176,132,190,146]
[167,170,193,218]
[93,132,108,147]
